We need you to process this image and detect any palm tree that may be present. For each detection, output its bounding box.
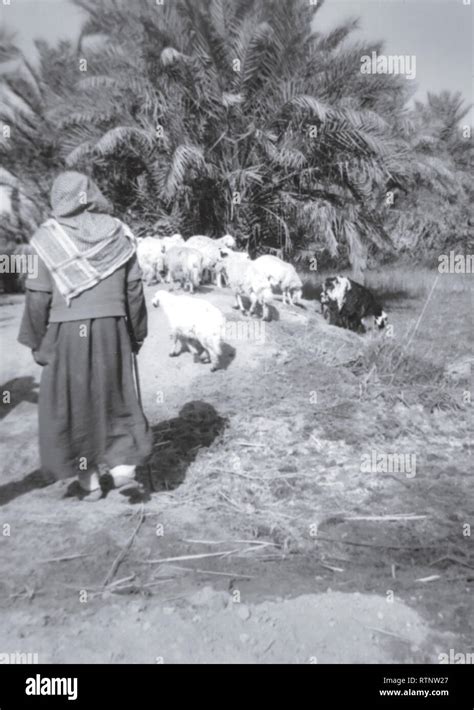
[0,28,66,244]
[54,0,413,270]
[383,91,472,254]
[3,0,471,266]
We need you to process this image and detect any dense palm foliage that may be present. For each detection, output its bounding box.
[386,91,473,255]
[1,0,472,270]
[0,29,50,244]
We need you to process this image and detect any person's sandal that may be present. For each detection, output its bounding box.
[97,472,144,497]
[80,487,104,502]
[65,480,103,501]
[78,470,104,502]
[98,464,144,494]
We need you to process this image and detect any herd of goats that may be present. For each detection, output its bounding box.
[133,231,388,371]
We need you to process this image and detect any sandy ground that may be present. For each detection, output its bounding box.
[0,282,471,664]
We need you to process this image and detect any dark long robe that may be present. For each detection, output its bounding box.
[18,255,153,480]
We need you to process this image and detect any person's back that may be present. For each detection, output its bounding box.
[18,171,152,500]
[47,261,129,322]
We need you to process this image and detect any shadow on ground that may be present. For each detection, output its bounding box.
[219,342,236,370]
[0,468,55,506]
[0,400,228,504]
[0,376,38,420]
[139,400,228,492]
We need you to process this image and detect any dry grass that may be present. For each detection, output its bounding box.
[349,339,467,411]
[169,268,471,558]
[368,265,472,293]
[302,263,473,302]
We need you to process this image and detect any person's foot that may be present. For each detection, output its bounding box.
[78,470,100,491]
[105,465,142,491]
[110,473,139,489]
[78,470,103,501]
[64,479,103,501]
[81,488,104,502]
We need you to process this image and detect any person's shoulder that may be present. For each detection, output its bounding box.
[24,222,57,291]
[30,221,51,246]
[114,218,136,242]
[30,219,65,253]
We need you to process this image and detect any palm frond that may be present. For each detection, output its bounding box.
[164,143,207,199]
[65,141,94,167]
[93,126,154,157]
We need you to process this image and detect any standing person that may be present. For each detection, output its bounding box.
[18,171,153,500]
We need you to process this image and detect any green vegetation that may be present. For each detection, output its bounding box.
[1,0,472,269]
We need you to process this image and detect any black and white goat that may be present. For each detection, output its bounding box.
[320,276,387,333]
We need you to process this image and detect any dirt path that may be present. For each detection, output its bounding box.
[0,285,471,663]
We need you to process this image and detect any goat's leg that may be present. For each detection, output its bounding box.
[234,293,246,314]
[153,263,162,284]
[187,340,203,363]
[248,293,258,317]
[218,270,227,288]
[209,348,220,371]
[167,272,177,291]
[169,334,183,357]
[200,348,211,364]
[143,265,154,285]
[206,338,221,371]
[238,293,248,315]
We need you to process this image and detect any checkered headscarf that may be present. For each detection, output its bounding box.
[31,172,135,304]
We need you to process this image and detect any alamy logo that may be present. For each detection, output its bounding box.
[360,51,416,80]
[222,320,266,344]
[0,253,38,278]
[438,252,473,274]
[25,674,78,701]
[438,649,474,664]
[361,451,417,478]
[0,651,38,664]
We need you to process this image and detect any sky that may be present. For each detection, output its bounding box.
[1,0,472,112]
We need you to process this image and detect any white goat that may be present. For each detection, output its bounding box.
[215,250,249,287]
[186,235,233,286]
[224,256,273,320]
[152,290,226,371]
[163,246,203,294]
[253,255,303,305]
[160,233,185,253]
[136,237,165,284]
[217,234,237,250]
